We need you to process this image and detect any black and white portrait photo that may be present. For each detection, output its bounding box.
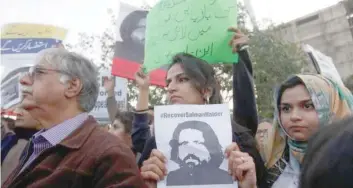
[167,120,233,186]
[154,104,237,188]
[114,7,147,63]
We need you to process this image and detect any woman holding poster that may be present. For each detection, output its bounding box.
[139,29,265,188]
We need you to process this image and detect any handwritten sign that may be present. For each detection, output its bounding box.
[144,0,238,72]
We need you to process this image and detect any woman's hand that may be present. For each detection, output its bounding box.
[103,76,115,97]
[135,67,150,91]
[228,27,249,53]
[141,149,168,186]
[226,143,257,188]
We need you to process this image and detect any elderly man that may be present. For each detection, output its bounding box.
[2,48,145,188]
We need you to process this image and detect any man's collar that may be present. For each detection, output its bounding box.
[59,116,98,149]
[39,113,89,146]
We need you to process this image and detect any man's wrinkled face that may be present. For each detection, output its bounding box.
[178,129,211,169]
[20,62,67,114]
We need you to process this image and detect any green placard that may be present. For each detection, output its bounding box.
[144,0,238,72]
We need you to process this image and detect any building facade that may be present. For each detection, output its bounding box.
[276,1,353,80]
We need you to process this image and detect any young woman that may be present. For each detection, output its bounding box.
[257,74,353,188]
[137,28,265,188]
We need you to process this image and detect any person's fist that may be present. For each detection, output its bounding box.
[103,76,115,92]
[140,149,168,181]
[228,27,249,53]
[135,68,150,90]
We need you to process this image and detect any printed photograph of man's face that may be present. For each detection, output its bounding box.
[166,120,233,186]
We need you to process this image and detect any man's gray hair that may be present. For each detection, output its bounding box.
[36,48,99,112]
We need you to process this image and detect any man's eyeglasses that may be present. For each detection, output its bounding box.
[25,66,71,81]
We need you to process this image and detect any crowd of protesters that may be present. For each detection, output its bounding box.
[1,27,353,188]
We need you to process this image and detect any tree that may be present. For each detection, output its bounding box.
[249,29,305,118]
[67,3,306,118]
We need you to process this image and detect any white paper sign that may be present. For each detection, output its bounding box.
[154,104,237,188]
[1,72,23,109]
[303,44,344,85]
[89,69,128,121]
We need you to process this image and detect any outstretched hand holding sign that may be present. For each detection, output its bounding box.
[135,68,150,90]
[226,143,257,188]
[103,76,115,97]
[228,27,249,53]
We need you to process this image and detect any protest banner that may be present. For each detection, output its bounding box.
[154,104,237,188]
[112,0,238,87]
[90,68,128,124]
[1,23,67,79]
[1,23,67,109]
[112,3,161,84]
[144,0,238,73]
[302,44,344,85]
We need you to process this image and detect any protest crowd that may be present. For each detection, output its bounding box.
[1,1,353,188]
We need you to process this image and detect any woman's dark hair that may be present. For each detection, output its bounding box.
[276,76,303,108]
[168,53,222,104]
[114,111,134,134]
[300,116,353,188]
[120,10,147,42]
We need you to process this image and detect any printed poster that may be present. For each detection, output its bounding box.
[1,72,23,109]
[154,104,237,188]
[302,44,344,85]
[112,3,169,85]
[90,68,128,123]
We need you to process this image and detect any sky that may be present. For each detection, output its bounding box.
[0,0,342,40]
[0,0,341,76]
[250,0,341,24]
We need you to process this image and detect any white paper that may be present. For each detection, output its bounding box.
[303,44,344,86]
[154,104,238,188]
[1,72,23,109]
[89,69,128,122]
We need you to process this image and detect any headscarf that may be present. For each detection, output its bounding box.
[256,74,353,182]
